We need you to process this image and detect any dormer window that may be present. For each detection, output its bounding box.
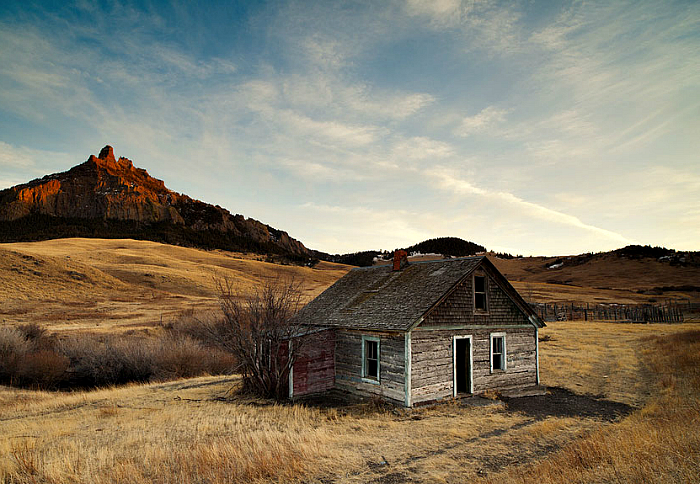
[474,275,487,311]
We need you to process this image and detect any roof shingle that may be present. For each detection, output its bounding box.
[296,257,485,331]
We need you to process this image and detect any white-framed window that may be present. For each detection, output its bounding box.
[474,274,488,312]
[362,335,380,383]
[490,333,506,372]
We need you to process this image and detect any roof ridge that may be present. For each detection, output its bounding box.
[351,255,484,271]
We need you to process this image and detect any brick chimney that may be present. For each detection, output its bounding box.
[393,250,409,271]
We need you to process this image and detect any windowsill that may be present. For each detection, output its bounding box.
[362,377,380,385]
[474,310,490,315]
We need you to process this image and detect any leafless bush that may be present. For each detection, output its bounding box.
[17,322,48,345]
[166,309,217,343]
[0,327,31,383]
[154,335,235,380]
[18,349,69,388]
[57,335,156,386]
[55,333,234,388]
[1,321,234,389]
[204,277,307,400]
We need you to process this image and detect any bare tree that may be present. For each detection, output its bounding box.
[208,277,307,400]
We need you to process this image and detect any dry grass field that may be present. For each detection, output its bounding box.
[3,239,696,336]
[0,238,352,333]
[2,238,699,482]
[492,254,700,305]
[2,320,699,484]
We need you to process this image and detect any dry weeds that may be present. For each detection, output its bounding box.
[4,321,698,483]
[487,325,700,484]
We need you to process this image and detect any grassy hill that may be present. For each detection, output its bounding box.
[0,238,351,333]
[489,251,700,304]
[3,238,700,334]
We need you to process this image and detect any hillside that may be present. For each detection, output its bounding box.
[0,238,351,333]
[0,146,309,260]
[489,247,700,304]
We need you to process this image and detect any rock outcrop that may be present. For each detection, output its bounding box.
[0,146,309,257]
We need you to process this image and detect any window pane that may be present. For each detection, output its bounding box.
[492,336,504,370]
[493,337,502,353]
[367,359,378,378]
[366,340,376,359]
[475,276,485,292]
[475,293,486,310]
[365,340,379,379]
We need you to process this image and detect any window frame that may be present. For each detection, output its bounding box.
[490,332,506,373]
[361,335,381,384]
[473,274,488,313]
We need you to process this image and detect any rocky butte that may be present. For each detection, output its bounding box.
[0,146,308,257]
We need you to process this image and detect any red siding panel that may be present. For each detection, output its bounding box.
[292,330,336,398]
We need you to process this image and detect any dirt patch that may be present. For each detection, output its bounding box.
[502,386,634,421]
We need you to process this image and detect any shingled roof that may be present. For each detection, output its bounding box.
[296,256,537,332]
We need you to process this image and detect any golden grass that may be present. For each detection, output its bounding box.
[487,325,700,484]
[492,253,700,303]
[2,306,700,484]
[0,376,599,483]
[537,321,689,407]
[6,321,699,483]
[0,238,351,333]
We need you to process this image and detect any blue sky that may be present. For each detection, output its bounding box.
[1,0,698,255]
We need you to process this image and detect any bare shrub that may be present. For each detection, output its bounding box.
[112,337,158,383]
[17,323,48,345]
[18,349,69,389]
[166,309,215,343]
[57,335,156,387]
[56,333,234,388]
[0,327,31,383]
[153,335,235,380]
[205,277,306,400]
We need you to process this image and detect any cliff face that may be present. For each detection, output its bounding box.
[0,146,308,256]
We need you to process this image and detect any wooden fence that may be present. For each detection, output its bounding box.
[532,302,685,323]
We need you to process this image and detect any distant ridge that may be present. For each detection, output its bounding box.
[0,146,309,260]
[324,237,487,267]
[404,237,485,258]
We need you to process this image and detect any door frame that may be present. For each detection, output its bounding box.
[453,335,473,396]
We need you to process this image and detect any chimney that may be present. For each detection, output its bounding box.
[393,250,409,271]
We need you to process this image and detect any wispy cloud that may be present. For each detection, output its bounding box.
[0,142,75,188]
[0,0,697,254]
[429,167,635,245]
[453,106,508,137]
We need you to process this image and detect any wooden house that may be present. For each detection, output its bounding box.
[288,251,545,407]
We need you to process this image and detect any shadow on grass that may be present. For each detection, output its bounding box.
[502,386,634,421]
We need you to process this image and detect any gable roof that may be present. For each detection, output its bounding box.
[296,256,542,332]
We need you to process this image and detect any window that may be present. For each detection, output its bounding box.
[474,275,487,311]
[362,336,380,382]
[490,333,506,372]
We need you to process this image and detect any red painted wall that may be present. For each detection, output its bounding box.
[291,330,336,398]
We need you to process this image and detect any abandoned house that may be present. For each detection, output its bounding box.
[288,251,545,407]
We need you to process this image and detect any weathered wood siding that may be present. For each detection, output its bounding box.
[411,327,537,404]
[335,329,405,404]
[421,268,529,328]
[291,330,335,398]
[472,327,537,392]
[410,330,453,403]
